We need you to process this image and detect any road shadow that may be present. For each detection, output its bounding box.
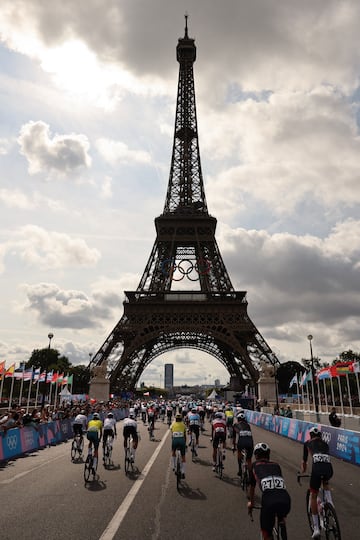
[177,483,207,500]
[84,477,107,491]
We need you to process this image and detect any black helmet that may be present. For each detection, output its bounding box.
[254,442,270,458]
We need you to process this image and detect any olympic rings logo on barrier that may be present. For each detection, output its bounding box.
[160,258,211,281]
[6,434,18,451]
[322,431,331,445]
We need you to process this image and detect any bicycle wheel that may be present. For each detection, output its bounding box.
[176,454,181,489]
[217,448,223,478]
[306,490,315,535]
[125,448,130,474]
[84,456,92,482]
[276,521,288,540]
[71,440,77,461]
[324,503,341,540]
[104,443,111,467]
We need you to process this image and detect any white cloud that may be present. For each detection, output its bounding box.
[17,121,91,175]
[0,225,100,273]
[96,137,151,166]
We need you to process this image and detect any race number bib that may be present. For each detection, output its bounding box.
[172,431,184,438]
[215,427,225,433]
[313,453,330,463]
[261,475,285,491]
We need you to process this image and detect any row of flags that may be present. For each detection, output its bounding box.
[0,362,73,385]
[289,360,360,388]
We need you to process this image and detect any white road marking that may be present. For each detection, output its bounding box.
[99,429,170,540]
[0,453,64,484]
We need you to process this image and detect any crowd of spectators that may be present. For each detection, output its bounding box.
[0,397,129,435]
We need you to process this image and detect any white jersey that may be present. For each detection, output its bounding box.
[123,417,137,429]
[103,417,116,430]
[73,414,87,429]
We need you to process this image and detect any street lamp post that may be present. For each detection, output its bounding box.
[307,334,319,418]
[41,333,54,409]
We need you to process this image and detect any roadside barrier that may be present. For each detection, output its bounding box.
[0,409,126,462]
[245,409,360,466]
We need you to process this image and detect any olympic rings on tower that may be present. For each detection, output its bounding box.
[160,258,211,281]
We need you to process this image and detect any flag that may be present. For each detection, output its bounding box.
[331,362,353,377]
[5,363,15,377]
[23,369,33,381]
[57,373,64,384]
[14,366,25,379]
[38,370,46,382]
[51,372,59,383]
[289,374,298,388]
[0,361,5,374]
[300,370,311,386]
[143,391,150,396]
[62,374,73,386]
[32,368,41,383]
[46,370,54,383]
[316,367,332,381]
[353,361,360,373]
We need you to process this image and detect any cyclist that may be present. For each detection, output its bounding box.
[102,411,117,461]
[72,410,88,452]
[301,426,333,539]
[248,442,291,540]
[211,410,227,471]
[86,412,103,472]
[147,403,156,433]
[123,411,138,462]
[166,403,173,426]
[170,412,187,479]
[187,407,200,455]
[224,404,234,437]
[232,411,254,477]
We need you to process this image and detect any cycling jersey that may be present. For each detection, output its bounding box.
[233,419,254,455]
[171,420,187,455]
[187,412,200,426]
[87,419,103,433]
[303,437,333,491]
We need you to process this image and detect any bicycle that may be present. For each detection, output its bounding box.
[71,433,84,461]
[174,448,182,490]
[249,505,288,540]
[148,422,155,441]
[214,440,225,478]
[124,435,135,474]
[188,430,197,461]
[103,434,114,468]
[84,445,97,482]
[297,473,341,539]
[238,447,250,491]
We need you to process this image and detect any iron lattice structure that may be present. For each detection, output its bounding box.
[90,19,278,392]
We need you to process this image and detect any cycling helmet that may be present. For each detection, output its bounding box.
[254,442,270,457]
[92,412,100,419]
[80,410,86,415]
[175,413,182,420]
[309,426,321,437]
[192,407,197,413]
[129,412,135,419]
[215,412,223,418]
[107,412,114,418]
[237,412,245,421]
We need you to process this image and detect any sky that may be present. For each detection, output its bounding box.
[1,0,360,388]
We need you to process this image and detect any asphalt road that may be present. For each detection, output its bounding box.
[0,419,358,539]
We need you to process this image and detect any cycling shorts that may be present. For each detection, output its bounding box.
[310,463,333,492]
[87,431,100,449]
[261,490,291,536]
[189,425,200,437]
[212,433,226,448]
[172,437,186,456]
[237,444,254,459]
[123,425,138,444]
[73,424,84,436]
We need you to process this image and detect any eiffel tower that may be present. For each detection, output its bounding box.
[90,17,278,392]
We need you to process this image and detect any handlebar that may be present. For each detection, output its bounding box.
[297,471,310,485]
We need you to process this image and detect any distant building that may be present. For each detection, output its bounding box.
[164,364,174,389]
[215,379,220,387]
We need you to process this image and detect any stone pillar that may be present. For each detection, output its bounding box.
[89,361,110,402]
[257,361,276,403]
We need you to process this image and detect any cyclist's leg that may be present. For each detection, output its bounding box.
[180,439,186,478]
[212,436,218,469]
[309,470,322,533]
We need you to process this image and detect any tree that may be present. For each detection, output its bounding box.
[70,364,90,394]
[26,348,71,373]
[276,361,304,394]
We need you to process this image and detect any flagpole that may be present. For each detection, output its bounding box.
[8,374,15,410]
[345,373,353,416]
[354,369,360,409]
[323,379,328,413]
[330,375,335,408]
[337,376,344,417]
[18,365,25,408]
[35,377,40,409]
[296,377,300,410]
[0,371,5,403]
[26,367,34,413]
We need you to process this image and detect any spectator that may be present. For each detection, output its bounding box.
[285,406,293,418]
[0,411,21,433]
[329,407,341,427]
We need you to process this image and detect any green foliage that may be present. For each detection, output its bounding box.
[26,348,71,372]
[277,361,304,394]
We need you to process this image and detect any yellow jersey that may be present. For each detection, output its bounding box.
[87,419,103,434]
[170,421,186,439]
